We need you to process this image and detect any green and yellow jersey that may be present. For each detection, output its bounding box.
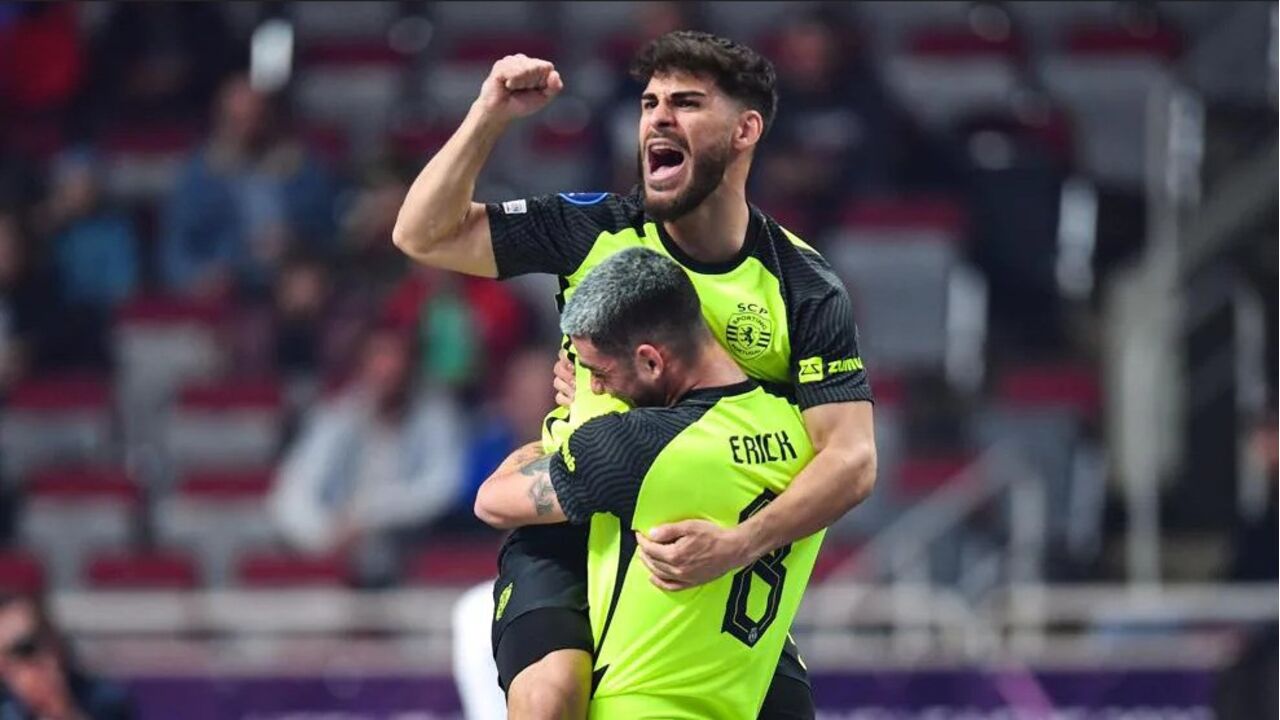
[548,380,821,719]
[486,191,874,449]
[485,190,874,707]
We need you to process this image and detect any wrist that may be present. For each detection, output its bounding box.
[467,99,514,134]
[731,522,765,567]
[737,515,773,566]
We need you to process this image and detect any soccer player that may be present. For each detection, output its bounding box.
[476,247,826,719]
[394,30,876,719]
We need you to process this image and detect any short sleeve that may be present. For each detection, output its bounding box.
[547,413,648,523]
[791,283,875,409]
[485,193,614,279]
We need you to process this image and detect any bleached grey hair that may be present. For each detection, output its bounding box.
[560,247,705,358]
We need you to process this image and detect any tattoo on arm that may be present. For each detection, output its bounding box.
[520,456,556,516]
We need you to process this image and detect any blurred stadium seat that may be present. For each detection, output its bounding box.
[236,551,348,588]
[0,376,114,479]
[19,468,139,589]
[85,550,200,590]
[825,197,968,373]
[165,380,283,473]
[155,470,277,587]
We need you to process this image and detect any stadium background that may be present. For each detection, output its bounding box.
[0,1,1275,718]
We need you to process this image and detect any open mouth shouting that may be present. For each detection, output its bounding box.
[645,139,687,188]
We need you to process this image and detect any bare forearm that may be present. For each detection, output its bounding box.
[738,444,876,562]
[392,102,507,259]
[495,441,546,475]
[475,448,566,528]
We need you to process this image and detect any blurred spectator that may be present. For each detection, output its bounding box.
[456,346,556,518]
[234,253,339,386]
[338,155,415,293]
[755,12,887,228]
[0,593,132,720]
[598,1,704,190]
[161,75,338,298]
[1227,410,1278,582]
[37,148,138,309]
[0,210,108,389]
[79,3,239,135]
[0,4,84,117]
[383,267,530,391]
[1216,410,1278,719]
[268,323,466,586]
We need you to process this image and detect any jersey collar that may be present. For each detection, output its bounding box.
[679,379,759,404]
[653,204,764,275]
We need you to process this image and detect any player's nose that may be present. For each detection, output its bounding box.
[650,100,676,127]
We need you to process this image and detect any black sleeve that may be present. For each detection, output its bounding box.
[485,193,615,279]
[790,261,875,410]
[547,413,645,523]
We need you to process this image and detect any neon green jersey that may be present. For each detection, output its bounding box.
[485,191,873,453]
[549,380,822,719]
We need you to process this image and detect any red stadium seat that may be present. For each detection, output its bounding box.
[407,540,502,587]
[236,552,349,588]
[0,375,113,478]
[908,27,1027,60]
[21,468,140,589]
[166,380,284,473]
[1065,24,1182,61]
[101,123,199,201]
[86,551,199,590]
[115,295,229,326]
[0,552,46,595]
[996,365,1101,420]
[178,471,274,500]
[810,541,863,583]
[826,199,968,373]
[295,41,408,131]
[447,34,558,64]
[25,467,139,503]
[838,196,967,237]
[299,42,408,69]
[897,454,976,498]
[156,470,277,588]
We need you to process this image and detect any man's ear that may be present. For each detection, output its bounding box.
[635,344,664,377]
[732,109,764,152]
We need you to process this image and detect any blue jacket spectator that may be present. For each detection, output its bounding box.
[162,75,336,297]
[43,149,137,308]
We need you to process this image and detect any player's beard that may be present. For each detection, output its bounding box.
[639,138,731,222]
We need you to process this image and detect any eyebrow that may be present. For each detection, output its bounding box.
[578,360,606,375]
[641,91,709,103]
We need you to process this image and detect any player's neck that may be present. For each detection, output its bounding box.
[668,341,748,404]
[663,183,750,265]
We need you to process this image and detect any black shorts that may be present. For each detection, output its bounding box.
[491,525,592,692]
[490,525,814,718]
[760,641,815,720]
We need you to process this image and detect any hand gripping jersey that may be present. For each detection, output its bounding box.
[549,380,821,719]
[486,191,874,449]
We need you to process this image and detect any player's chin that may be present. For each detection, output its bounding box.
[641,182,687,218]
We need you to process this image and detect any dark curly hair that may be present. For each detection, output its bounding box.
[630,30,778,136]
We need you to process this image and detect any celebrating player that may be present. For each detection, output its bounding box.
[476,248,826,718]
[394,30,877,720]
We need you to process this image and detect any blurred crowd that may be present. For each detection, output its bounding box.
[0,0,1272,593]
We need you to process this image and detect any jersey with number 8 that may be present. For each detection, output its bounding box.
[549,381,821,719]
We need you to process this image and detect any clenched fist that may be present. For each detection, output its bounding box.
[477,54,563,122]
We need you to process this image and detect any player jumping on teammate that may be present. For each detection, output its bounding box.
[394,31,877,720]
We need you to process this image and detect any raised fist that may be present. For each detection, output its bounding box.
[476,54,563,122]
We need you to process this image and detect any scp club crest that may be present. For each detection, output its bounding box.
[725,308,773,360]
